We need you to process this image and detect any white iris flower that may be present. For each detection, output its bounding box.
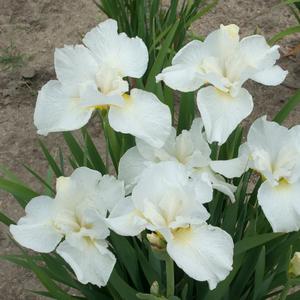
[10,167,126,287]
[212,116,300,232]
[119,118,237,202]
[107,161,234,289]
[156,24,287,145]
[34,19,171,148]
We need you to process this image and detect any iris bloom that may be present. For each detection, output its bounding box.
[34,19,171,147]
[119,118,236,201]
[10,167,126,287]
[108,161,234,289]
[156,24,287,145]
[212,117,300,232]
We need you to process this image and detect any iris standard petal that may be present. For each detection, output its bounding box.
[83,19,148,78]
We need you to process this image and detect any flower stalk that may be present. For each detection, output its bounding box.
[166,255,175,298]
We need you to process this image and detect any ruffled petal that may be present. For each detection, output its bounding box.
[83,19,148,78]
[167,223,233,289]
[10,196,62,253]
[56,239,116,287]
[106,197,147,236]
[118,146,149,193]
[258,180,300,232]
[250,65,288,86]
[108,89,171,148]
[54,45,98,85]
[34,80,93,135]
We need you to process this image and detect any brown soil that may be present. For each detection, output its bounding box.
[0,0,299,299]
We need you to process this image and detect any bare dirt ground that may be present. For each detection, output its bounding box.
[0,0,299,299]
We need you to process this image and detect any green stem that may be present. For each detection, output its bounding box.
[166,256,175,298]
[278,281,291,300]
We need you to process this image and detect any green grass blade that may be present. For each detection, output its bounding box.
[81,128,107,174]
[0,211,15,225]
[0,177,39,208]
[110,233,143,290]
[38,140,63,177]
[177,92,195,134]
[145,20,179,91]
[273,89,300,124]
[268,25,300,45]
[234,233,283,256]
[23,164,55,196]
[109,270,139,300]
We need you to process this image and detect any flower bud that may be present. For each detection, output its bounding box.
[150,281,160,296]
[147,232,166,250]
[289,252,300,277]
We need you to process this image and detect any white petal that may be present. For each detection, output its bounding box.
[167,224,233,289]
[79,82,125,108]
[189,118,211,158]
[132,161,189,211]
[197,86,253,145]
[247,116,289,162]
[83,19,148,78]
[56,239,116,287]
[204,24,240,59]
[239,35,280,70]
[208,171,236,202]
[156,64,204,92]
[106,196,147,236]
[156,40,208,92]
[34,80,93,135]
[97,175,126,212]
[250,65,288,86]
[258,181,300,232]
[172,40,207,65]
[10,196,62,253]
[54,45,98,85]
[210,155,249,179]
[108,89,172,148]
[56,167,103,208]
[56,167,123,215]
[118,146,148,193]
[132,161,210,225]
[135,127,177,161]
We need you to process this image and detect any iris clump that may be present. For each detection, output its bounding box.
[1,5,300,299]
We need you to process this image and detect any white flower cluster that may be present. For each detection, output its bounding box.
[10,19,297,291]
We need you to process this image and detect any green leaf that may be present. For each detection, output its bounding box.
[0,177,39,208]
[137,293,165,300]
[110,233,142,290]
[145,20,179,91]
[133,239,161,286]
[63,132,92,168]
[253,246,266,299]
[109,270,139,300]
[268,25,300,45]
[23,164,55,195]
[81,128,107,174]
[38,140,63,177]
[177,92,195,134]
[0,163,23,184]
[234,233,283,255]
[204,254,244,300]
[273,89,300,124]
[0,211,15,225]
